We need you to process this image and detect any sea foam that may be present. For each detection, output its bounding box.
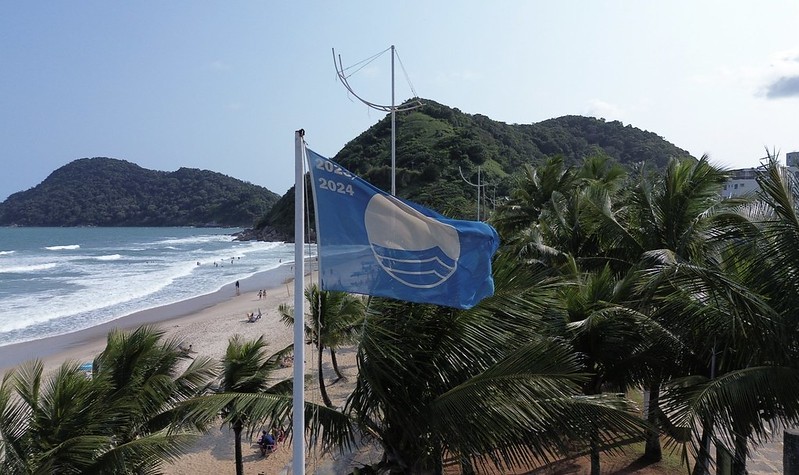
[0,263,58,274]
[93,254,123,261]
[0,227,296,346]
[45,244,80,251]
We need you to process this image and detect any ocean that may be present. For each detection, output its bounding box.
[0,227,299,347]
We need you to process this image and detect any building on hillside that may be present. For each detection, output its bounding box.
[722,152,799,198]
[722,168,758,198]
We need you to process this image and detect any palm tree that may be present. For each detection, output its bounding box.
[496,154,756,470]
[656,155,799,475]
[93,325,218,432]
[279,283,365,407]
[618,154,799,474]
[179,336,357,474]
[216,335,293,475]
[550,262,688,475]
[588,155,752,464]
[0,325,218,474]
[344,255,646,474]
[496,154,676,472]
[492,155,578,240]
[632,249,783,474]
[649,248,798,474]
[492,155,609,274]
[0,360,114,474]
[91,325,219,472]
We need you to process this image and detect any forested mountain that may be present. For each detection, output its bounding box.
[0,158,280,227]
[1,100,691,231]
[253,99,693,240]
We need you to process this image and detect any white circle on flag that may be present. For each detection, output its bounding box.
[364,194,459,288]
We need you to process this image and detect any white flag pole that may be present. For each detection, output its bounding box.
[292,129,306,474]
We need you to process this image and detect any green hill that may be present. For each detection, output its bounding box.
[0,157,280,227]
[254,99,693,240]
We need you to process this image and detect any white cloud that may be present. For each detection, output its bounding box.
[765,49,799,76]
[687,49,799,97]
[585,99,624,121]
[761,49,799,99]
[696,48,799,98]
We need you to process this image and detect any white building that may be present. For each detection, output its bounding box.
[721,151,799,198]
[722,168,758,197]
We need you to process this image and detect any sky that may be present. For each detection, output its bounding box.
[2,1,799,201]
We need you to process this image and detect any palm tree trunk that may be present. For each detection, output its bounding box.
[586,375,601,475]
[233,420,244,475]
[694,350,717,475]
[590,430,601,475]
[732,431,748,475]
[318,343,333,407]
[691,420,712,475]
[643,384,662,462]
[459,455,474,475]
[330,348,344,381]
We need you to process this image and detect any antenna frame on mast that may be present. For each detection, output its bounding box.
[459,166,488,221]
[333,46,423,195]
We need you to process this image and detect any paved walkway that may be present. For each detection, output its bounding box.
[746,423,795,474]
[748,441,783,474]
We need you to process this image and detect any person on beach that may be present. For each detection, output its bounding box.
[235,280,240,296]
[178,343,193,356]
[258,430,276,456]
[275,426,286,443]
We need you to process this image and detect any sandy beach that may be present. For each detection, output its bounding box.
[0,263,377,474]
[0,262,300,373]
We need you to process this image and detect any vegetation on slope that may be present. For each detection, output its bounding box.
[258,99,693,239]
[0,157,280,227]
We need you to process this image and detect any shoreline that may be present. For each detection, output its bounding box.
[0,255,369,473]
[0,260,313,373]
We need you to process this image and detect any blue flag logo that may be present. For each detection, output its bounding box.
[307,148,499,309]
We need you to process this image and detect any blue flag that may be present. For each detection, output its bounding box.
[306,148,499,309]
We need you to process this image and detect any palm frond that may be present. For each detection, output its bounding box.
[663,366,799,452]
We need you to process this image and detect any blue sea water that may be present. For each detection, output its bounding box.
[0,227,297,347]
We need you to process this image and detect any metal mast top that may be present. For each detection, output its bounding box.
[333,46,422,196]
[459,166,487,221]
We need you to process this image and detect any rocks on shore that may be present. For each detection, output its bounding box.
[232,226,289,242]
[232,226,316,243]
